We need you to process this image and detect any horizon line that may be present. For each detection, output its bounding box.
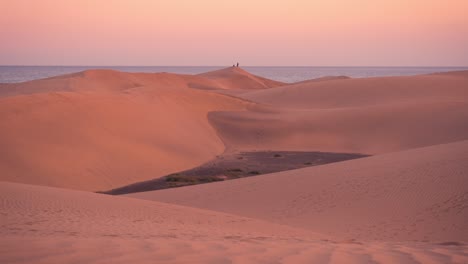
[2,65,468,68]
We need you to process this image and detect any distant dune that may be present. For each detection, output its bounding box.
[210,71,468,154]
[241,71,468,109]
[198,66,285,90]
[209,100,468,154]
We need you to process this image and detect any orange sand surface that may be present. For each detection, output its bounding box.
[0,69,248,191]
[2,181,468,264]
[1,68,467,263]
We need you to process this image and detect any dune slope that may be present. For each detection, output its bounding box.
[208,71,468,154]
[209,101,468,154]
[1,69,467,191]
[198,66,285,90]
[128,140,468,242]
[2,181,468,264]
[241,71,468,109]
[0,70,248,191]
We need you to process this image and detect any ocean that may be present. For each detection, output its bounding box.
[1,66,467,84]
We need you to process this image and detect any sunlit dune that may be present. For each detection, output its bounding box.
[1,67,467,263]
[0,69,251,191]
[198,66,285,90]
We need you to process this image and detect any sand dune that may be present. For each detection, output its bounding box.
[0,67,281,97]
[207,71,468,154]
[198,66,285,90]
[209,100,468,154]
[209,75,351,98]
[2,69,466,191]
[0,69,250,191]
[128,140,468,242]
[292,75,351,84]
[2,181,467,264]
[241,71,468,109]
[1,68,468,263]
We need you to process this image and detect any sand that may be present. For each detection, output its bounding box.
[0,69,252,191]
[197,66,285,90]
[104,150,367,194]
[241,71,468,109]
[209,71,468,154]
[128,140,468,242]
[2,181,467,264]
[209,100,468,154]
[1,67,468,263]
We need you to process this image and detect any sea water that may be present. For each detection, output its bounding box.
[1,66,467,84]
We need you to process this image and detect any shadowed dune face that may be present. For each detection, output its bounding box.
[0,70,249,191]
[128,140,468,242]
[209,101,468,154]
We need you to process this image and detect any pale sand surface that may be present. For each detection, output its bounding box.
[1,68,468,263]
[128,140,468,242]
[2,181,467,264]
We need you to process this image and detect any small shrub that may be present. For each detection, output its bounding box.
[166,174,181,182]
[165,174,195,183]
[166,174,224,184]
[199,176,223,183]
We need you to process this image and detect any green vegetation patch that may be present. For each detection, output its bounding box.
[165,174,223,185]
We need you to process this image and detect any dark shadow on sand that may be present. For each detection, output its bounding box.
[100,151,369,195]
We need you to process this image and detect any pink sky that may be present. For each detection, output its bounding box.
[1,0,467,66]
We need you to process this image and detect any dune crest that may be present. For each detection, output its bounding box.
[198,66,286,90]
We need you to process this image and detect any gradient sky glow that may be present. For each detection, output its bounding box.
[1,0,467,66]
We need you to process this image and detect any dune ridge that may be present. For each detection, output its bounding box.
[198,66,286,90]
